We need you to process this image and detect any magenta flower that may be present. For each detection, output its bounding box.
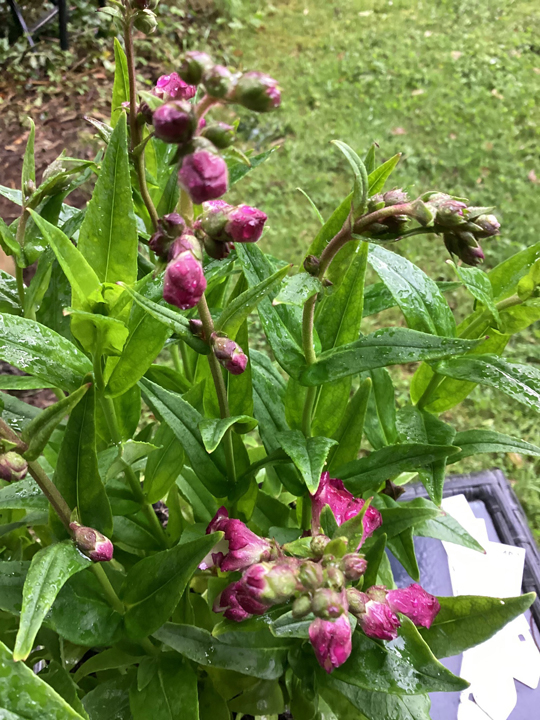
[309,615,352,674]
[205,506,273,573]
[154,72,196,101]
[387,583,441,629]
[178,151,229,204]
[311,472,382,546]
[225,205,268,243]
[163,249,206,310]
[213,581,252,622]
[152,101,196,144]
[358,599,400,641]
[69,522,113,563]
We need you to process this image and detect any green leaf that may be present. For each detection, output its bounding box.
[413,498,484,552]
[362,367,397,450]
[216,263,290,340]
[0,639,86,719]
[305,193,352,260]
[323,680,432,720]
[122,533,222,639]
[176,468,218,524]
[74,648,142,682]
[0,560,28,614]
[130,654,199,720]
[107,440,158,479]
[297,187,324,224]
[448,429,540,463]
[367,153,401,195]
[140,377,230,496]
[28,210,102,305]
[277,430,337,493]
[362,533,387,589]
[83,673,133,720]
[0,478,47,512]
[111,38,130,127]
[489,240,540,301]
[153,623,288,680]
[334,618,468,694]
[52,383,113,536]
[419,593,536,658]
[368,244,456,337]
[332,141,368,218]
[25,247,54,318]
[144,424,184,504]
[236,244,305,378]
[300,328,478,386]
[434,354,540,413]
[378,504,442,539]
[0,314,92,391]
[227,147,278,186]
[64,308,129,357]
[21,382,91,461]
[273,273,322,307]
[21,118,36,196]
[363,280,461,319]
[41,661,89,719]
[14,540,90,660]
[200,416,258,453]
[78,115,137,286]
[228,678,284,716]
[327,377,371,473]
[0,375,55,389]
[453,263,500,324]
[334,443,459,495]
[0,269,21,315]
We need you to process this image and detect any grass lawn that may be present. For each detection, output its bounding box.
[216,0,540,536]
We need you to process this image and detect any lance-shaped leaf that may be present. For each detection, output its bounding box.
[64,307,129,357]
[277,430,337,494]
[333,618,468,694]
[78,114,137,286]
[419,593,536,658]
[305,192,352,260]
[199,415,258,453]
[21,118,36,196]
[111,38,129,127]
[129,654,199,720]
[411,498,484,552]
[433,354,540,413]
[453,262,500,324]
[362,533,387,589]
[22,382,91,460]
[0,375,55,390]
[122,533,222,639]
[378,504,442,538]
[0,269,21,315]
[153,623,289,680]
[323,680,432,720]
[363,279,461,319]
[0,313,93,391]
[300,328,478,386]
[327,377,371,473]
[362,367,398,450]
[367,153,401,195]
[334,443,459,495]
[216,263,291,338]
[139,377,230,496]
[332,140,368,218]
[0,478,47,512]
[273,273,322,307]
[13,541,91,660]
[52,383,113,536]
[0,639,86,719]
[368,244,456,337]
[144,424,184,504]
[227,147,278,186]
[448,429,540,463]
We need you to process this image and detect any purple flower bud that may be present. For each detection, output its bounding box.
[201,122,235,149]
[444,232,485,266]
[292,594,312,618]
[211,333,248,375]
[154,72,197,101]
[311,534,330,557]
[138,101,153,125]
[358,599,400,641]
[233,71,281,112]
[324,564,345,589]
[152,101,196,144]
[178,51,214,86]
[346,587,368,616]
[239,561,299,607]
[299,561,324,590]
[435,199,468,227]
[309,615,352,674]
[178,150,228,204]
[311,473,382,548]
[197,200,232,238]
[312,588,348,620]
[202,65,235,99]
[205,506,273,572]
[341,553,368,581]
[213,581,252,622]
[365,584,388,604]
[70,522,113,563]
[474,214,500,237]
[387,583,440,629]
[0,452,28,483]
[368,193,385,212]
[133,9,157,35]
[225,205,268,243]
[149,213,186,259]
[163,249,206,310]
[304,254,320,276]
[383,188,409,206]
[189,318,204,338]
[203,235,234,260]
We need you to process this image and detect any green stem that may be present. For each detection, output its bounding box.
[179,341,194,383]
[91,564,125,615]
[170,344,183,375]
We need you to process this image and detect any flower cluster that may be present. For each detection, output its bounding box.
[193,200,268,260]
[207,474,440,674]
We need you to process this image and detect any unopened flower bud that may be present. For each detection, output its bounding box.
[304,255,320,276]
[435,199,467,227]
[232,71,281,112]
[163,238,206,310]
[138,101,153,125]
[202,65,235,99]
[203,236,234,260]
[178,51,214,86]
[154,72,196,101]
[0,452,28,483]
[383,188,408,206]
[358,599,400,640]
[366,584,388,604]
[225,205,268,243]
[309,615,352,673]
[312,588,347,620]
[292,594,313,618]
[201,122,235,149]
[341,553,368,581]
[324,564,345,589]
[179,150,228,204]
[387,583,440,629]
[133,9,157,34]
[197,200,232,238]
[346,587,368,616]
[299,561,324,590]
[474,214,500,237]
[152,101,196,144]
[238,562,298,612]
[444,232,485,266]
[149,213,186,259]
[368,193,385,212]
[189,318,204,338]
[211,332,248,375]
[70,522,113,562]
[311,534,330,557]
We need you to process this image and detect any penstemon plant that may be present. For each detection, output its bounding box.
[0,2,538,718]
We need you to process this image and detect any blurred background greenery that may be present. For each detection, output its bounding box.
[1,0,540,537]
